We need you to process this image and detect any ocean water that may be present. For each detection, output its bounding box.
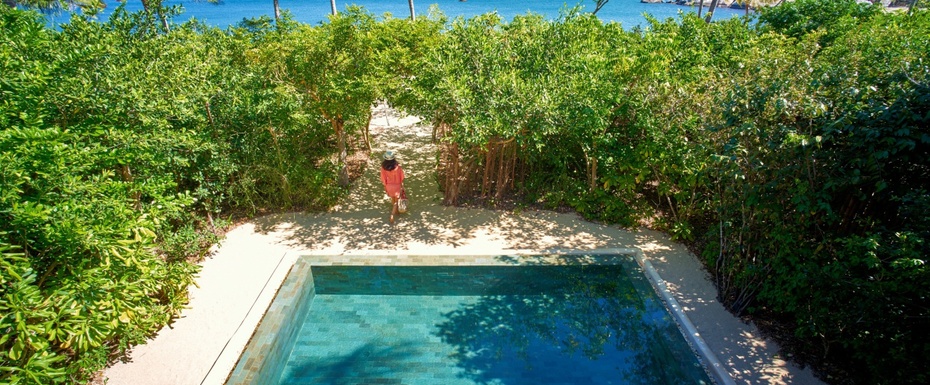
[46,0,746,29]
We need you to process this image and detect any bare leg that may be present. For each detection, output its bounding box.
[390,197,398,224]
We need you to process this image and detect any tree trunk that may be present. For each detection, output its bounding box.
[590,157,598,191]
[363,111,373,152]
[583,150,598,191]
[442,138,460,205]
[482,146,491,197]
[704,0,720,23]
[698,0,704,18]
[141,0,170,33]
[330,0,337,15]
[3,0,16,8]
[273,0,281,23]
[204,101,215,126]
[408,0,415,20]
[118,165,142,210]
[334,119,349,187]
[160,12,170,32]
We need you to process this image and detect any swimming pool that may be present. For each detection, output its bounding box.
[227,253,716,384]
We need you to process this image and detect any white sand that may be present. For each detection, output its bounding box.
[103,105,824,385]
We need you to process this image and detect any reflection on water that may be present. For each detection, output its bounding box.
[433,265,710,385]
[279,262,710,384]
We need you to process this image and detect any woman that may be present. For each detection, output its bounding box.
[380,150,405,224]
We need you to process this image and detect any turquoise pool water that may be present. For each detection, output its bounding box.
[244,258,712,385]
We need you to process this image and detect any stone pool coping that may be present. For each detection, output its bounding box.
[213,248,735,385]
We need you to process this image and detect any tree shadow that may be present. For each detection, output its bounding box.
[239,105,650,255]
[281,341,420,385]
[246,107,503,250]
[294,264,712,384]
[431,264,712,385]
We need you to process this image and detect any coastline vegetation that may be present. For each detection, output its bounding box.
[1,0,928,384]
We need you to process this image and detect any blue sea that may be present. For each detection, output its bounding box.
[45,0,747,29]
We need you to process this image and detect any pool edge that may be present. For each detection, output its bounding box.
[632,248,736,385]
[210,248,736,385]
[201,252,300,385]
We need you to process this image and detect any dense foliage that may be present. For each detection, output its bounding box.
[0,4,398,383]
[395,1,928,383]
[2,0,927,384]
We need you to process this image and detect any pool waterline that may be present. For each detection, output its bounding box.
[223,250,734,385]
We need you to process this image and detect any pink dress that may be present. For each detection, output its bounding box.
[380,166,405,198]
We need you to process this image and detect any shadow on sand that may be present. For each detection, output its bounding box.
[246,104,632,253]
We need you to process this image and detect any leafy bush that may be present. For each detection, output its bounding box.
[757,0,881,46]
[405,5,929,384]
[704,8,930,385]
[0,5,351,382]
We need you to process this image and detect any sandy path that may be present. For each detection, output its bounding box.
[104,105,823,385]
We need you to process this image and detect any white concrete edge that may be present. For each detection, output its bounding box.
[632,248,736,385]
[201,251,300,385]
[299,248,641,257]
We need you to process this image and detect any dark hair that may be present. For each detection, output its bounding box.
[381,159,398,171]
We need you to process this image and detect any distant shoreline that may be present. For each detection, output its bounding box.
[640,0,748,9]
[642,0,912,14]
[44,0,751,29]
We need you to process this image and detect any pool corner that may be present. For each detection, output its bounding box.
[632,248,736,385]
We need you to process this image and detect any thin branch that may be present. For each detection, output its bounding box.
[593,0,609,15]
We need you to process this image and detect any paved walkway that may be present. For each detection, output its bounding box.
[103,105,824,385]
